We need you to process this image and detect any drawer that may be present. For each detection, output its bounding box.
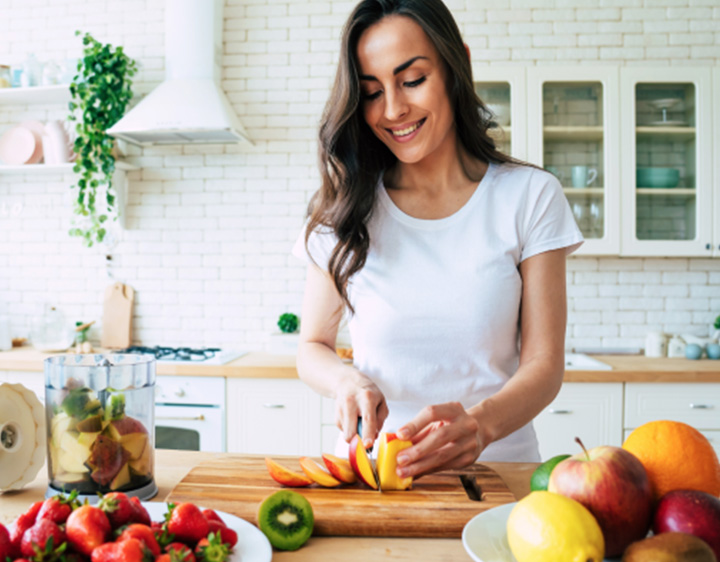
[625,383,720,430]
[534,382,623,459]
[624,428,720,458]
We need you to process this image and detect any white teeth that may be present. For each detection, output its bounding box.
[391,121,422,137]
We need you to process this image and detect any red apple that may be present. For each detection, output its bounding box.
[653,489,720,560]
[548,438,653,557]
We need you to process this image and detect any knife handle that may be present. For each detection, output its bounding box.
[356,417,374,453]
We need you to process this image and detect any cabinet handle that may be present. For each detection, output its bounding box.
[263,403,286,409]
[689,403,713,410]
[156,415,205,421]
[706,243,712,250]
[548,408,572,414]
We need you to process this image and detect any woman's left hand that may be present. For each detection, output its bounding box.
[394,402,487,478]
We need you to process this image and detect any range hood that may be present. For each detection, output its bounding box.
[108,0,251,146]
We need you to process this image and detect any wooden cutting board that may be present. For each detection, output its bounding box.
[165,455,516,538]
[101,282,134,349]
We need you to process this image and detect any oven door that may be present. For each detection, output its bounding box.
[155,404,225,452]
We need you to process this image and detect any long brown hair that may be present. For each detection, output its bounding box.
[306,0,520,313]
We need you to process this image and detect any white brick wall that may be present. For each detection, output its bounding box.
[1,0,719,352]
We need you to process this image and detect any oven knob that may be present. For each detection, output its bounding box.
[174,389,185,397]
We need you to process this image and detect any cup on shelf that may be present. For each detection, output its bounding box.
[544,165,564,184]
[571,166,598,188]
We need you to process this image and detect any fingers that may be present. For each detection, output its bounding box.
[337,397,359,443]
[397,402,464,440]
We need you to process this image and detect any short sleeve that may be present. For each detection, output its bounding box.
[291,221,339,272]
[520,170,584,262]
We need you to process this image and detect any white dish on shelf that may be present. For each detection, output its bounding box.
[0,126,36,165]
[143,503,272,562]
[646,120,687,127]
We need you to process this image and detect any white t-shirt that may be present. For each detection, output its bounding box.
[292,162,583,461]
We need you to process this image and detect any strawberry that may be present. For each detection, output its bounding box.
[8,501,44,558]
[20,519,66,559]
[0,523,11,561]
[163,543,195,562]
[129,498,151,527]
[66,505,111,556]
[117,525,161,557]
[193,534,229,562]
[91,537,152,562]
[98,493,136,530]
[37,492,80,525]
[204,523,236,549]
[166,504,208,546]
[199,511,224,528]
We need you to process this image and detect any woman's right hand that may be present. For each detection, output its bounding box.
[334,371,388,448]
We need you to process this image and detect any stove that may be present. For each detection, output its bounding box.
[119,346,247,365]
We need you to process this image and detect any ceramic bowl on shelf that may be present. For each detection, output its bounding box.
[636,167,680,188]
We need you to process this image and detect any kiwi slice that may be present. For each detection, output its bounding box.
[257,490,314,551]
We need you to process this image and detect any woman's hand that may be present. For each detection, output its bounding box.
[394,402,487,478]
[335,371,389,448]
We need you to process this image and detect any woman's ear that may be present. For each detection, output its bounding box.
[464,43,471,61]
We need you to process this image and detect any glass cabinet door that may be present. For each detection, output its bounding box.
[620,68,712,256]
[528,67,620,255]
[472,66,527,161]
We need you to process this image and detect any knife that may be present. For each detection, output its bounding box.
[356,417,373,453]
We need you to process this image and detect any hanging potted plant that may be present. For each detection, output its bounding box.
[68,31,137,246]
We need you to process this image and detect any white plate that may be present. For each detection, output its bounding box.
[462,502,616,562]
[142,502,272,562]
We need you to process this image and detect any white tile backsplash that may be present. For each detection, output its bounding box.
[1,0,719,351]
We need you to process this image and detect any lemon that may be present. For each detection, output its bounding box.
[507,491,605,562]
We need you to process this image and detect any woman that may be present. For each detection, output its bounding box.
[292,0,582,478]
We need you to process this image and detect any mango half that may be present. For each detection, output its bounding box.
[377,432,413,491]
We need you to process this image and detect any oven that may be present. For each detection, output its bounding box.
[154,375,226,452]
[119,346,246,453]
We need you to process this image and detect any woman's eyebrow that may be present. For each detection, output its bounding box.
[359,55,429,81]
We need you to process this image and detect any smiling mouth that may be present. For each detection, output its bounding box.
[388,118,426,138]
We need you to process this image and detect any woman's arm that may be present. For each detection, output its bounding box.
[296,263,389,446]
[395,247,568,477]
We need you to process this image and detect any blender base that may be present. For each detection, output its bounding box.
[45,479,159,503]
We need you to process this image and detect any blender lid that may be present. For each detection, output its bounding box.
[0,383,45,491]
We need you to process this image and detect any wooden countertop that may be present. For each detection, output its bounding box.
[2,347,720,382]
[0,450,537,561]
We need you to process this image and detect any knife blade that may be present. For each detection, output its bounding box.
[356,417,373,453]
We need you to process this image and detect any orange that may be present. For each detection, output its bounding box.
[622,420,720,500]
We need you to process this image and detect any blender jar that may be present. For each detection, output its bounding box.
[44,354,158,500]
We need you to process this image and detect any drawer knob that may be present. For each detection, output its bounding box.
[263,403,286,409]
[548,408,572,414]
[689,403,714,409]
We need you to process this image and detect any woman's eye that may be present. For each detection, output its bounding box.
[363,91,382,101]
[404,77,426,88]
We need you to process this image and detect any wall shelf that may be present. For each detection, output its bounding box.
[0,161,139,174]
[544,126,604,141]
[563,187,605,195]
[0,84,71,105]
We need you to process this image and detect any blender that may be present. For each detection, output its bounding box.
[44,353,158,501]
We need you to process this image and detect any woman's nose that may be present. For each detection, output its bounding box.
[384,88,409,122]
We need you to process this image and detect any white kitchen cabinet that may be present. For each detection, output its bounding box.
[226,378,322,456]
[619,67,714,256]
[533,382,623,459]
[714,67,720,256]
[0,370,44,403]
[472,66,527,162]
[625,382,720,427]
[527,67,621,255]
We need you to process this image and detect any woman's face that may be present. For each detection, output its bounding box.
[356,15,455,165]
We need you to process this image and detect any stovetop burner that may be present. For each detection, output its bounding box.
[118,346,246,365]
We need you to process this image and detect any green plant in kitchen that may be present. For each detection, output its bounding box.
[277,313,300,334]
[67,31,137,246]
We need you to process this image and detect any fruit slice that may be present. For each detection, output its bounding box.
[348,434,378,490]
[257,490,314,551]
[376,432,413,491]
[265,458,313,487]
[321,453,357,484]
[298,457,341,487]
